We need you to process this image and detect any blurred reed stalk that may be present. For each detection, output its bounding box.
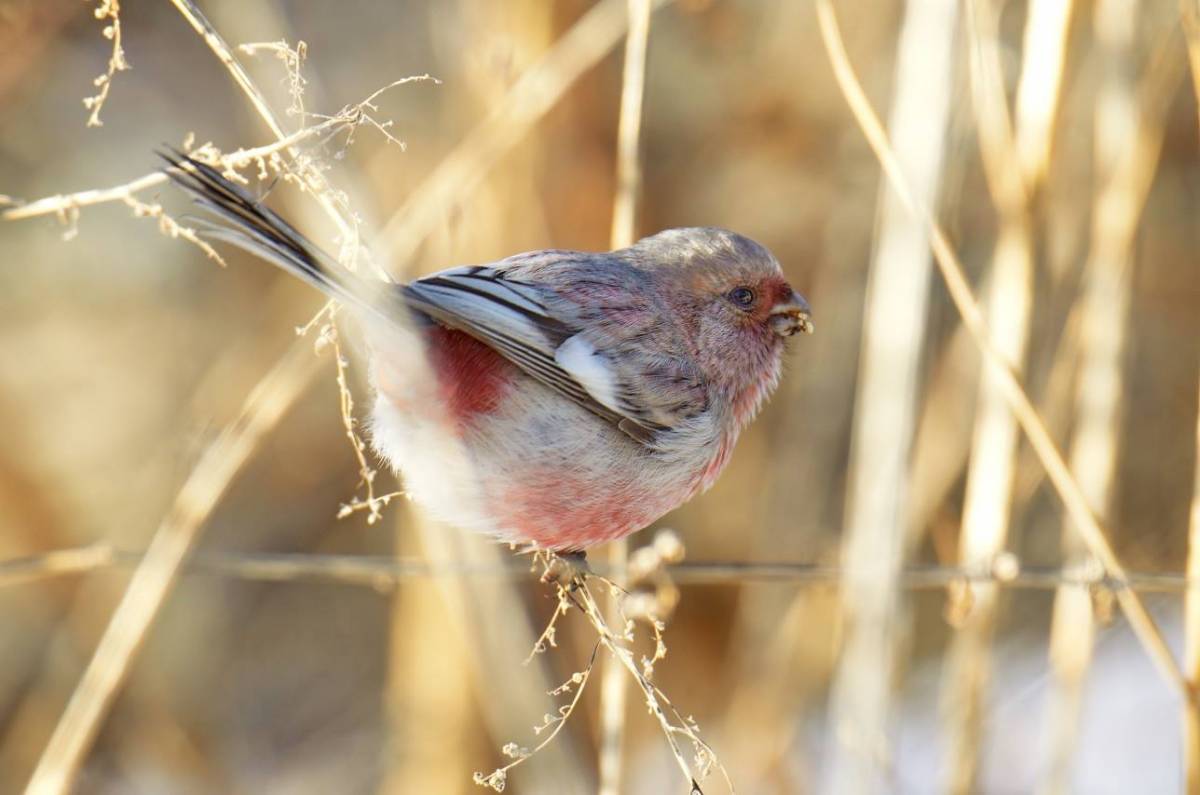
[1181,1,1200,788]
[1013,0,1075,187]
[818,0,1188,732]
[24,341,322,795]
[378,0,670,269]
[1180,3,1200,792]
[597,2,652,794]
[1040,1,1188,789]
[940,0,1068,790]
[1187,380,1200,791]
[825,0,958,790]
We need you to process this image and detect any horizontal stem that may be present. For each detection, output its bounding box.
[3,545,1197,593]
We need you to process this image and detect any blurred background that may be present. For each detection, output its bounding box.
[1,0,1198,793]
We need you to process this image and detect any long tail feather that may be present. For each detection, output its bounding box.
[159,149,390,321]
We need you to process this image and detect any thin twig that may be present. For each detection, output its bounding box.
[3,81,429,223]
[474,643,601,792]
[816,0,1191,700]
[81,0,129,127]
[164,0,364,269]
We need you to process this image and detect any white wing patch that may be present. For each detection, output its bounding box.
[554,334,622,413]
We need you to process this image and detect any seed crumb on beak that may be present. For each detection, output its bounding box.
[769,290,814,337]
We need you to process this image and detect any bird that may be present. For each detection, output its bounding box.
[162,152,812,552]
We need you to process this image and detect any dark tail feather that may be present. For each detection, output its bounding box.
[159,149,386,319]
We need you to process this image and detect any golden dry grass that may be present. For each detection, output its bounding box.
[2,1,1199,793]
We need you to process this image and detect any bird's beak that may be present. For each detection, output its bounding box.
[769,290,814,337]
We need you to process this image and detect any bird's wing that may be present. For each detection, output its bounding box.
[403,264,707,444]
[160,151,704,445]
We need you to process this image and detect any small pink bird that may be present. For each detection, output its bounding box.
[165,154,812,551]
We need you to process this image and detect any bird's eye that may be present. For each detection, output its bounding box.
[729,286,756,309]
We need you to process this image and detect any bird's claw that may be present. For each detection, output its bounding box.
[541,550,592,590]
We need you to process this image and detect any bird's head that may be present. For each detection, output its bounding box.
[629,227,812,422]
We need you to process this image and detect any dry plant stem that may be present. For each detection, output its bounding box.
[238,40,308,125]
[1041,1,1142,789]
[609,0,651,247]
[1185,0,1200,119]
[597,541,630,795]
[23,343,321,795]
[1013,0,1076,186]
[2,106,381,222]
[82,0,129,127]
[826,0,957,790]
[598,1,653,793]
[569,578,732,794]
[941,0,1044,789]
[13,548,1200,592]
[816,0,1190,697]
[319,322,390,523]
[1180,2,1200,789]
[0,545,116,588]
[165,0,360,263]
[378,0,671,265]
[422,534,590,795]
[480,552,729,793]
[475,643,600,791]
[1186,380,1200,792]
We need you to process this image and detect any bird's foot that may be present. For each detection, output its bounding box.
[541,550,592,589]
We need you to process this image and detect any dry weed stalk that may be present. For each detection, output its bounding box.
[476,536,731,794]
[1179,4,1200,789]
[82,0,129,127]
[1186,379,1200,790]
[316,321,408,524]
[825,0,958,788]
[941,0,1061,788]
[239,40,309,124]
[1185,0,1200,111]
[4,74,433,266]
[1041,1,1144,789]
[816,0,1189,698]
